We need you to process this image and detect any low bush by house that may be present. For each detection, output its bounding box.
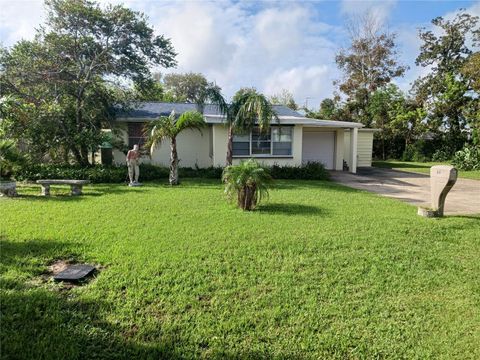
[452,144,480,170]
[13,162,329,183]
[270,162,329,180]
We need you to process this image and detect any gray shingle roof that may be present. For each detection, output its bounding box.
[116,102,303,119]
[115,102,363,128]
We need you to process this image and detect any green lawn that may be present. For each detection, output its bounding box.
[373,160,480,180]
[1,180,479,359]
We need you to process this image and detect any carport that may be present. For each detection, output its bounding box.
[297,119,363,173]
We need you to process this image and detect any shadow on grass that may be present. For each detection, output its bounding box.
[446,214,480,221]
[0,236,277,359]
[0,236,81,289]
[273,180,359,192]
[0,236,185,359]
[13,184,152,200]
[258,203,329,216]
[372,161,433,170]
[1,286,188,359]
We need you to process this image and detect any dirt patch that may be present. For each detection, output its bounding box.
[41,259,100,289]
[48,259,71,275]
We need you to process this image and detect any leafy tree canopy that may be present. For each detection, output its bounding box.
[335,13,407,125]
[268,89,298,110]
[413,11,479,149]
[0,0,176,165]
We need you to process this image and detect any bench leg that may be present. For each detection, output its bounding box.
[41,185,50,196]
[71,185,83,196]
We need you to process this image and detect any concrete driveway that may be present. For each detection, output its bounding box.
[330,168,480,215]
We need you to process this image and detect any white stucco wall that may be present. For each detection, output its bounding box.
[148,127,212,168]
[111,121,369,170]
[344,130,375,167]
[112,123,212,168]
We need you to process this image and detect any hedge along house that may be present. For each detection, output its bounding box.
[110,102,374,173]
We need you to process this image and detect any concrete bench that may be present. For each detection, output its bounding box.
[36,180,90,196]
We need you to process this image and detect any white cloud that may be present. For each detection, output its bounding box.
[0,0,340,107]
[340,0,397,25]
[0,0,44,45]
[263,66,334,108]
[6,0,475,109]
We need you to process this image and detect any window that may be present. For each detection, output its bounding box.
[232,133,250,156]
[232,126,293,157]
[128,122,147,148]
[272,127,292,155]
[252,128,271,155]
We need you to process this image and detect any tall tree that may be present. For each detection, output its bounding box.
[163,72,209,103]
[161,72,228,116]
[367,85,404,160]
[0,0,176,165]
[317,98,336,120]
[413,11,479,150]
[335,13,407,125]
[268,89,298,110]
[147,111,206,185]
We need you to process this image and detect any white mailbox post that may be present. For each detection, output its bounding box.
[418,165,458,217]
[430,165,458,217]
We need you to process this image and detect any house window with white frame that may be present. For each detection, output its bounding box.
[232,126,293,157]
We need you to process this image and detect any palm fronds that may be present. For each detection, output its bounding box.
[222,159,273,211]
[196,84,228,116]
[228,89,279,131]
[146,110,206,185]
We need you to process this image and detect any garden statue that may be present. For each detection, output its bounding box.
[126,144,142,186]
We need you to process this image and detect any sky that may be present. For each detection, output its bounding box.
[0,0,479,109]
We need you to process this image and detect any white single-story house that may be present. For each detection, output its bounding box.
[110,102,375,173]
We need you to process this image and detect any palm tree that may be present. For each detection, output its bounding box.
[147,110,206,185]
[222,159,273,211]
[195,83,229,116]
[226,89,278,165]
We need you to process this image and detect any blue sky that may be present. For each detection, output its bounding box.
[0,0,479,108]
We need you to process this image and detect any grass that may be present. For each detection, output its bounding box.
[1,180,479,359]
[373,160,480,180]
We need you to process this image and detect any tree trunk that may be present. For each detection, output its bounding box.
[71,145,87,166]
[169,137,179,185]
[382,131,385,161]
[63,147,69,164]
[80,145,90,166]
[238,184,257,211]
[226,125,234,166]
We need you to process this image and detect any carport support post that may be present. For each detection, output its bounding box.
[349,127,358,173]
[334,129,344,170]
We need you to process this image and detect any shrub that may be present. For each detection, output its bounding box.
[432,148,453,162]
[402,142,429,162]
[14,164,127,183]
[452,144,480,170]
[0,139,23,181]
[179,166,224,179]
[222,159,273,211]
[270,162,329,180]
[13,161,330,183]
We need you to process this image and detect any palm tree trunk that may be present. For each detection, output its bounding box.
[240,184,257,211]
[226,125,234,166]
[170,137,179,185]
